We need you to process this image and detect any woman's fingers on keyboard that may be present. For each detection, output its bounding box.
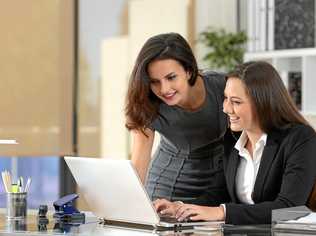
[153,198,171,211]
[160,201,183,217]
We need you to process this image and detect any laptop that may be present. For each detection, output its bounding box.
[64,156,223,230]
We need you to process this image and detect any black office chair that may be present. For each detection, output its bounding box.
[307,181,316,211]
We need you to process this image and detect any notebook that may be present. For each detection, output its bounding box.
[64,156,223,230]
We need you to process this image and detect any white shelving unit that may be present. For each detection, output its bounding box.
[244,48,316,127]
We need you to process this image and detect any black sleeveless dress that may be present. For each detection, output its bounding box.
[146,71,228,205]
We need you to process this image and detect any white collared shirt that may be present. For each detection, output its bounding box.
[234,131,267,204]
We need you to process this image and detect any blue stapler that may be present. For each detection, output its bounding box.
[53,194,85,223]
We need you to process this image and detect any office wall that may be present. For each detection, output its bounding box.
[128,0,195,68]
[77,0,127,157]
[305,115,316,129]
[101,37,129,159]
[195,0,237,68]
[0,0,74,156]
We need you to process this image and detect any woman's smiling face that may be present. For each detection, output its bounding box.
[148,59,191,107]
[223,77,259,132]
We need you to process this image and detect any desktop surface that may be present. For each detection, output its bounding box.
[0,210,313,236]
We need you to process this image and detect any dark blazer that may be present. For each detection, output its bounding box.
[224,124,316,225]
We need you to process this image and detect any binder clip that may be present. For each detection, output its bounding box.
[53,193,85,224]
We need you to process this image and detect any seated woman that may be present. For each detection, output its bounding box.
[154,61,316,225]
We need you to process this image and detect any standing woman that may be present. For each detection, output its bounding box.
[125,33,229,205]
[155,61,316,224]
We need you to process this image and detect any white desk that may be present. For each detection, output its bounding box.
[1,209,305,236]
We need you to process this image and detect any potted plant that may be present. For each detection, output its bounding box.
[199,27,247,71]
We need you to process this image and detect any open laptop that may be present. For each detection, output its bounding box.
[64,156,223,230]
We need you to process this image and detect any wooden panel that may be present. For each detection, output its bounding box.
[0,0,74,156]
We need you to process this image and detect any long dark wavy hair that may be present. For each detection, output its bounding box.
[226,61,309,133]
[125,33,199,132]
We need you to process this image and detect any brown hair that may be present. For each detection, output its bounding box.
[226,61,309,133]
[125,33,199,131]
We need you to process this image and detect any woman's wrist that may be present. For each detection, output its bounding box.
[218,205,225,221]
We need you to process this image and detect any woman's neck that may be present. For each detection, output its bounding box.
[182,76,206,111]
[245,129,264,157]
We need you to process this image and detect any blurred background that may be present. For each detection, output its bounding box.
[0,0,315,210]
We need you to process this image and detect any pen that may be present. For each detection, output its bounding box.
[18,177,24,192]
[1,171,9,192]
[24,177,31,193]
[6,170,12,188]
[1,170,12,193]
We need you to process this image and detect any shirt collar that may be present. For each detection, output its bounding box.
[234,131,248,153]
[234,131,267,153]
[256,133,268,148]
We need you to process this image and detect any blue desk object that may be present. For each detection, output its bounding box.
[53,193,85,224]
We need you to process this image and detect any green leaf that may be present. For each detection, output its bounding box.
[199,27,247,71]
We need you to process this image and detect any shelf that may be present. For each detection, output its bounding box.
[244,48,316,61]
[244,48,316,127]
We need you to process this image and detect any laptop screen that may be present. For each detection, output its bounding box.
[64,156,160,225]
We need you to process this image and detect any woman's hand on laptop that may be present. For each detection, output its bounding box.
[175,204,225,222]
[153,198,183,217]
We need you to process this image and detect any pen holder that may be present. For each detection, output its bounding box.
[6,218,27,232]
[6,192,27,219]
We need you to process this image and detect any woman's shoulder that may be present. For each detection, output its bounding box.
[287,123,315,137]
[201,70,226,93]
[202,70,226,82]
[276,123,316,147]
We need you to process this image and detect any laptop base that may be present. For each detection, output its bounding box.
[101,219,195,232]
